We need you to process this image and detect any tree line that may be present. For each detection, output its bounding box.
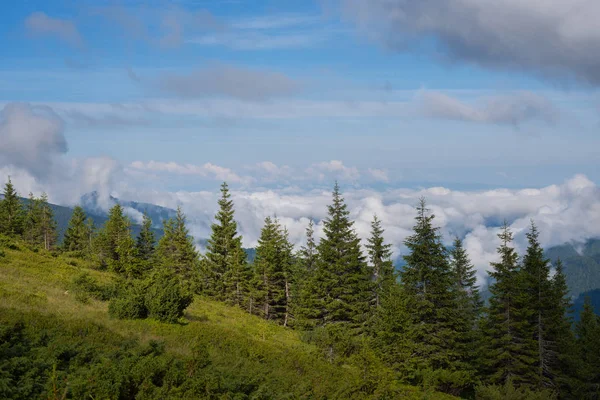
[1,177,599,398]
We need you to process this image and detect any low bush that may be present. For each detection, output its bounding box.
[145,268,193,323]
[70,272,117,303]
[108,280,148,320]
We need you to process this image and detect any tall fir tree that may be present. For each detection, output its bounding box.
[157,207,199,281]
[223,244,251,309]
[519,221,553,388]
[251,216,288,322]
[547,259,578,397]
[94,204,136,274]
[575,297,600,399]
[202,182,246,301]
[481,222,532,387]
[23,192,42,245]
[399,198,467,391]
[0,177,24,236]
[63,206,90,252]
[365,214,395,309]
[293,219,320,329]
[38,193,57,250]
[136,212,156,261]
[298,183,372,331]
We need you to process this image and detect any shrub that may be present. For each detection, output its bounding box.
[70,272,117,303]
[475,379,556,400]
[145,268,193,323]
[108,281,148,320]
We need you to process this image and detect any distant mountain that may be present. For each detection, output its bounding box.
[545,239,600,299]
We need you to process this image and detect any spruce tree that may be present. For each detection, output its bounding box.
[294,219,320,328]
[203,182,246,301]
[251,216,287,322]
[575,297,600,398]
[23,193,42,245]
[0,177,24,236]
[63,206,89,252]
[136,212,156,261]
[399,198,466,389]
[38,193,57,250]
[519,221,553,388]
[223,244,251,309]
[365,214,395,309]
[481,222,531,387]
[547,259,578,396]
[157,207,198,280]
[94,204,135,273]
[300,183,371,330]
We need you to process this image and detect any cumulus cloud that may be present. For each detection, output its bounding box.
[113,174,600,290]
[418,91,559,127]
[156,64,299,100]
[339,0,600,85]
[0,103,68,179]
[24,12,84,48]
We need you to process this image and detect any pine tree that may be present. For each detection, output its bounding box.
[299,183,372,331]
[136,212,156,261]
[202,182,246,301]
[575,297,600,398]
[63,206,91,252]
[223,244,251,308]
[365,214,395,309]
[280,227,295,327]
[519,221,553,388]
[481,222,531,387]
[157,207,199,281]
[0,177,24,236]
[399,198,466,389]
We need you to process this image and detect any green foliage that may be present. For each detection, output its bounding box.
[0,177,25,236]
[93,204,138,274]
[136,211,156,261]
[156,207,198,280]
[23,192,57,250]
[70,272,117,303]
[575,297,600,399]
[202,182,247,300]
[299,183,372,331]
[476,379,556,400]
[108,279,149,320]
[399,198,469,391]
[145,268,193,323]
[62,206,92,252]
[366,214,396,309]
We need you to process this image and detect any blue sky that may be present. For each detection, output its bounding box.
[1,0,599,192]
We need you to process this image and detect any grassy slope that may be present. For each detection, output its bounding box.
[0,242,454,399]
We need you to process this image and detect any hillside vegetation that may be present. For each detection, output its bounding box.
[0,238,452,399]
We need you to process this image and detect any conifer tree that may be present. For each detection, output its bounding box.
[38,193,57,250]
[519,221,553,388]
[547,259,578,396]
[481,222,530,387]
[299,183,371,330]
[157,207,198,280]
[23,193,42,245]
[281,227,295,327]
[252,216,288,322]
[136,212,156,261]
[575,297,600,398]
[293,219,320,328]
[365,214,395,308]
[223,244,251,308]
[399,198,466,388]
[203,182,246,300]
[63,206,89,252]
[94,204,135,273]
[0,177,24,236]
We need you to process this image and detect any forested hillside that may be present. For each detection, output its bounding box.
[1,177,600,399]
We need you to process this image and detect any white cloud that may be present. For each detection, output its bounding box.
[307,160,360,182]
[368,168,389,182]
[0,103,68,179]
[129,160,253,185]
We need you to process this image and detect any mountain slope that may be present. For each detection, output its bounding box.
[0,238,453,399]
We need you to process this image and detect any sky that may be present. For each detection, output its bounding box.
[1,0,600,283]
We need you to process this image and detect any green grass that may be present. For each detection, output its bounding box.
[0,239,455,399]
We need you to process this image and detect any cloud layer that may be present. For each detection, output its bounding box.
[340,0,600,85]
